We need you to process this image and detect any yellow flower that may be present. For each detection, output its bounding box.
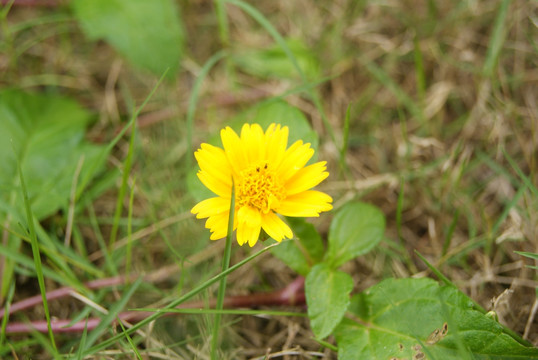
[191,123,332,247]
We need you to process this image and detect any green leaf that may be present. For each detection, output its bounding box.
[233,38,320,80]
[0,89,107,300]
[305,263,353,339]
[325,201,385,268]
[0,90,106,220]
[71,0,184,76]
[272,218,325,275]
[334,278,538,360]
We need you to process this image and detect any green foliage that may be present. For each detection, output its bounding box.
[71,0,184,77]
[275,200,387,342]
[334,278,538,360]
[233,38,320,80]
[305,263,353,339]
[271,217,324,275]
[0,89,107,301]
[325,201,386,268]
[0,90,105,220]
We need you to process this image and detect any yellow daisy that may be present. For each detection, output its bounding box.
[191,123,332,247]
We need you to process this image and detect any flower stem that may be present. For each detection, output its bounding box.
[211,183,235,359]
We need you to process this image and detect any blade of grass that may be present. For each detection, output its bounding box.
[186,50,227,169]
[13,143,56,351]
[214,0,230,48]
[413,36,426,102]
[0,242,65,285]
[312,337,338,352]
[502,147,538,197]
[117,316,143,360]
[0,280,15,347]
[515,251,538,269]
[109,108,138,251]
[75,319,89,360]
[210,183,235,359]
[1,221,103,282]
[394,180,418,273]
[28,326,61,360]
[136,308,305,317]
[442,210,460,257]
[0,0,15,69]
[83,278,142,351]
[396,179,405,242]
[515,251,538,261]
[88,204,117,275]
[339,104,351,175]
[125,177,136,282]
[83,242,278,356]
[482,0,510,78]
[76,69,169,201]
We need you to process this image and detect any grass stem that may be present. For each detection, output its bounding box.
[211,183,235,359]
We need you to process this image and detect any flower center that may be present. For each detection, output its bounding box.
[237,162,285,213]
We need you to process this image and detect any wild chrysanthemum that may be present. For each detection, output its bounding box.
[191,123,332,247]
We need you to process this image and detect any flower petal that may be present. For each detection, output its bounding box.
[191,197,231,219]
[204,211,230,240]
[197,170,231,198]
[276,140,314,181]
[261,211,293,242]
[194,143,232,188]
[285,161,329,195]
[277,190,333,217]
[221,126,248,175]
[241,123,265,165]
[237,222,262,247]
[265,124,288,168]
[236,205,262,246]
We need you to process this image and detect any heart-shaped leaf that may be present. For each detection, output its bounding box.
[335,277,538,359]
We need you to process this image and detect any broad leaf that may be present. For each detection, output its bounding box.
[272,217,324,275]
[72,0,184,76]
[0,90,106,220]
[0,89,107,300]
[335,278,538,360]
[325,201,385,268]
[233,38,320,80]
[305,263,353,339]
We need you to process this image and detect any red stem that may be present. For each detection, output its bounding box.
[0,274,139,319]
[2,277,305,334]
